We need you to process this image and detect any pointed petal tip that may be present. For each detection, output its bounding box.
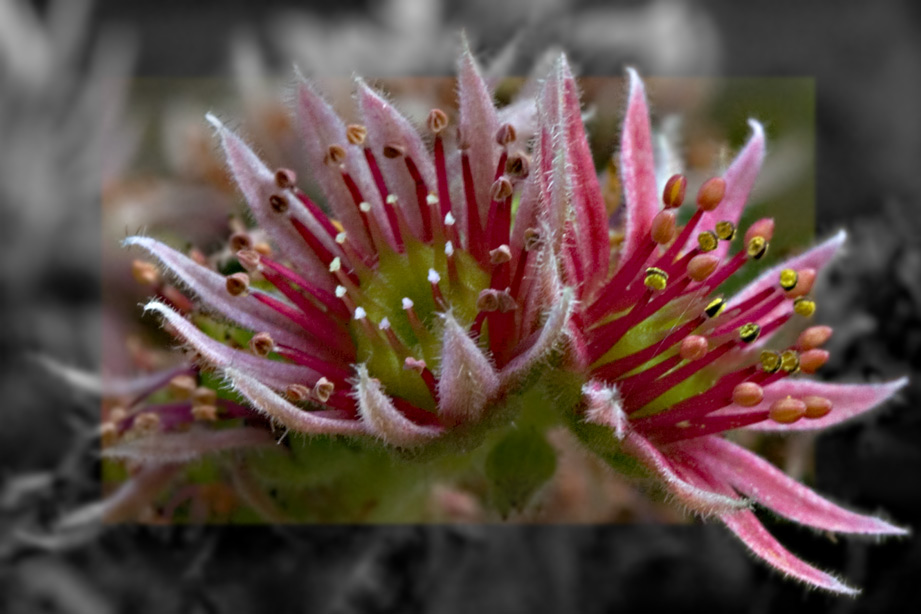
[747,118,765,139]
[204,112,224,131]
[142,299,169,316]
[626,66,644,91]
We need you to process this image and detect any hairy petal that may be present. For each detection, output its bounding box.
[623,428,747,516]
[295,75,386,251]
[354,365,442,447]
[125,236,307,349]
[35,354,192,400]
[356,78,435,238]
[457,41,499,226]
[103,427,275,464]
[57,464,182,527]
[144,301,336,389]
[437,312,499,425]
[729,378,908,432]
[690,120,765,259]
[676,463,860,595]
[683,437,907,534]
[207,114,336,290]
[619,68,659,266]
[501,287,573,389]
[723,509,859,595]
[225,367,366,436]
[582,379,628,440]
[557,58,610,290]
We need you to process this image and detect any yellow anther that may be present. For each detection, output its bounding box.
[715,221,736,241]
[662,174,687,209]
[780,349,800,373]
[738,322,761,344]
[760,350,782,373]
[704,297,726,318]
[779,268,798,291]
[697,230,719,252]
[793,297,816,317]
[746,236,768,260]
[644,267,669,291]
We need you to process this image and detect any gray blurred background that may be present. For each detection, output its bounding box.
[2,0,920,612]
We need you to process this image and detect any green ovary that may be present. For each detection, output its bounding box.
[350,237,490,411]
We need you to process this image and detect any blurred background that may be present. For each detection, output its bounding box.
[1,0,920,611]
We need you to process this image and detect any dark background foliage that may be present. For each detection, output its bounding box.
[2,0,920,612]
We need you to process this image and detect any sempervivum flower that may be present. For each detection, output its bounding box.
[116,45,907,593]
[127,47,569,453]
[569,69,907,594]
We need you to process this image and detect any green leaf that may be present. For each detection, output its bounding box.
[485,426,557,517]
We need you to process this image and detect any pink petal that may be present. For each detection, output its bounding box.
[437,312,499,426]
[621,428,747,516]
[144,301,340,389]
[102,427,275,464]
[582,379,628,440]
[225,367,367,436]
[687,120,765,259]
[675,460,860,595]
[58,464,182,526]
[558,59,610,291]
[619,68,659,267]
[294,76,387,252]
[206,114,336,290]
[516,234,562,340]
[501,287,573,390]
[457,42,500,229]
[722,509,859,595]
[354,365,442,447]
[356,78,435,239]
[125,236,305,350]
[37,355,192,400]
[496,96,537,147]
[683,437,907,534]
[727,378,908,432]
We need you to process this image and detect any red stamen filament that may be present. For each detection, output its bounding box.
[404,155,433,242]
[251,292,355,360]
[363,148,404,250]
[461,153,486,262]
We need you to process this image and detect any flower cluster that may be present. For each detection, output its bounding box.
[116,47,906,593]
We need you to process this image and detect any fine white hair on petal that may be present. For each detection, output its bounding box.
[501,286,574,389]
[353,364,441,447]
[437,312,499,425]
[102,428,275,465]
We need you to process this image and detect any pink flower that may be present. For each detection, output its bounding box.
[114,46,907,593]
[571,67,907,595]
[126,46,571,454]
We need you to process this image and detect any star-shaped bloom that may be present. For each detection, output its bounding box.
[564,66,907,595]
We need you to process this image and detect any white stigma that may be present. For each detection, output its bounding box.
[335,232,347,244]
[379,317,391,330]
[354,306,367,320]
[427,269,441,284]
[335,285,347,298]
[359,201,372,213]
[426,193,439,205]
[444,212,456,226]
[445,241,454,257]
[386,194,398,205]
[329,257,341,272]
[402,297,414,310]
